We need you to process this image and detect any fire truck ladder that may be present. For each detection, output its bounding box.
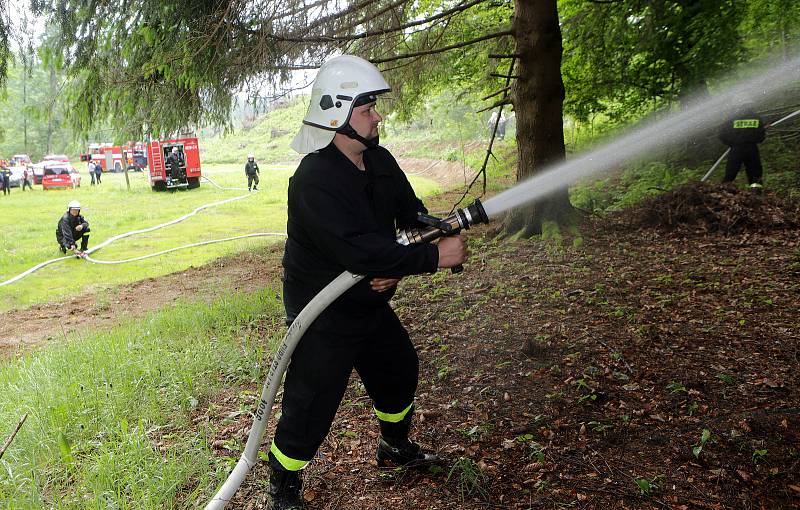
[151,140,163,174]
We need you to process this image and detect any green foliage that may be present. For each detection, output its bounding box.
[570,161,698,215]
[692,428,712,459]
[446,457,488,502]
[0,288,285,507]
[752,448,768,464]
[200,98,308,165]
[0,63,79,159]
[560,0,745,123]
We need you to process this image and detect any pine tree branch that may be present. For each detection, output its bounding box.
[370,28,514,64]
[246,0,488,43]
[476,97,512,113]
[482,86,512,101]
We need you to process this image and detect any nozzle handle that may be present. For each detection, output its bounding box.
[451,264,463,274]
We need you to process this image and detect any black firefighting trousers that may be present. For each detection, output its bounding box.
[247,174,259,189]
[723,144,763,185]
[269,304,418,471]
[59,229,91,252]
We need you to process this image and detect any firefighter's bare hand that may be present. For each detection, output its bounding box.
[370,277,401,292]
[437,235,468,268]
[75,225,83,231]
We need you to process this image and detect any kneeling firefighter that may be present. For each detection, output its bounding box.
[269,55,468,509]
[56,200,90,257]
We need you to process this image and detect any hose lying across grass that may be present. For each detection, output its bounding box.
[83,233,286,265]
[0,192,284,287]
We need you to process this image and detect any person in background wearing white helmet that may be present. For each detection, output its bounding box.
[56,200,90,258]
[245,154,259,191]
[267,55,468,509]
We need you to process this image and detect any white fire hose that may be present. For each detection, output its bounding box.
[205,271,365,509]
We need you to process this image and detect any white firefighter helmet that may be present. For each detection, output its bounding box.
[291,55,391,154]
[68,200,81,210]
[171,147,179,153]
[247,154,254,160]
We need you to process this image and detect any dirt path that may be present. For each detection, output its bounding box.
[0,248,283,357]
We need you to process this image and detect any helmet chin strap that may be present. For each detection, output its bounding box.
[338,124,380,149]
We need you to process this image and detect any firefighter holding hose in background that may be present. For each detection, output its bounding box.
[719,102,767,192]
[56,200,91,258]
[267,55,468,509]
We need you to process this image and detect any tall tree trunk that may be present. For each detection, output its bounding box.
[22,63,27,151]
[503,0,572,237]
[47,64,56,154]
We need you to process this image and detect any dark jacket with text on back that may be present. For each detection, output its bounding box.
[719,109,766,147]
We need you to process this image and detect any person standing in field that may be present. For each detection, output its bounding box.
[1,166,10,195]
[88,160,96,186]
[719,103,767,192]
[22,167,32,191]
[245,154,260,191]
[166,147,183,185]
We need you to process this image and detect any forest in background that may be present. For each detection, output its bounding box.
[0,0,796,178]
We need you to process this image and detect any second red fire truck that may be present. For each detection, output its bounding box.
[147,137,202,191]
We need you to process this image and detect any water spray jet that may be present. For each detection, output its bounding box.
[482,54,800,219]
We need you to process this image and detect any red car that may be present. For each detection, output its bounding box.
[42,162,81,190]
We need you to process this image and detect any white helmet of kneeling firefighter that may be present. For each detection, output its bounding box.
[291,55,390,154]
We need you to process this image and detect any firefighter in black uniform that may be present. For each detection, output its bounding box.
[56,200,91,258]
[719,104,767,191]
[268,55,468,509]
[166,146,183,185]
[245,154,259,191]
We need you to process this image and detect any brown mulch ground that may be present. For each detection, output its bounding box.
[208,184,800,509]
[620,182,800,234]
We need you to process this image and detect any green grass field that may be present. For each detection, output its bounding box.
[0,163,440,311]
[0,287,286,508]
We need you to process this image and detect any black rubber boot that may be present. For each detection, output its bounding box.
[268,466,305,510]
[377,436,442,469]
[376,407,442,469]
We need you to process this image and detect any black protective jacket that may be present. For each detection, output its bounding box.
[245,161,260,175]
[166,153,183,179]
[56,212,89,248]
[282,144,438,331]
[719,109,766,147]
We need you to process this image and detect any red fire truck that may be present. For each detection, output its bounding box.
[82,142,148,172]
[147,137,201,191]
